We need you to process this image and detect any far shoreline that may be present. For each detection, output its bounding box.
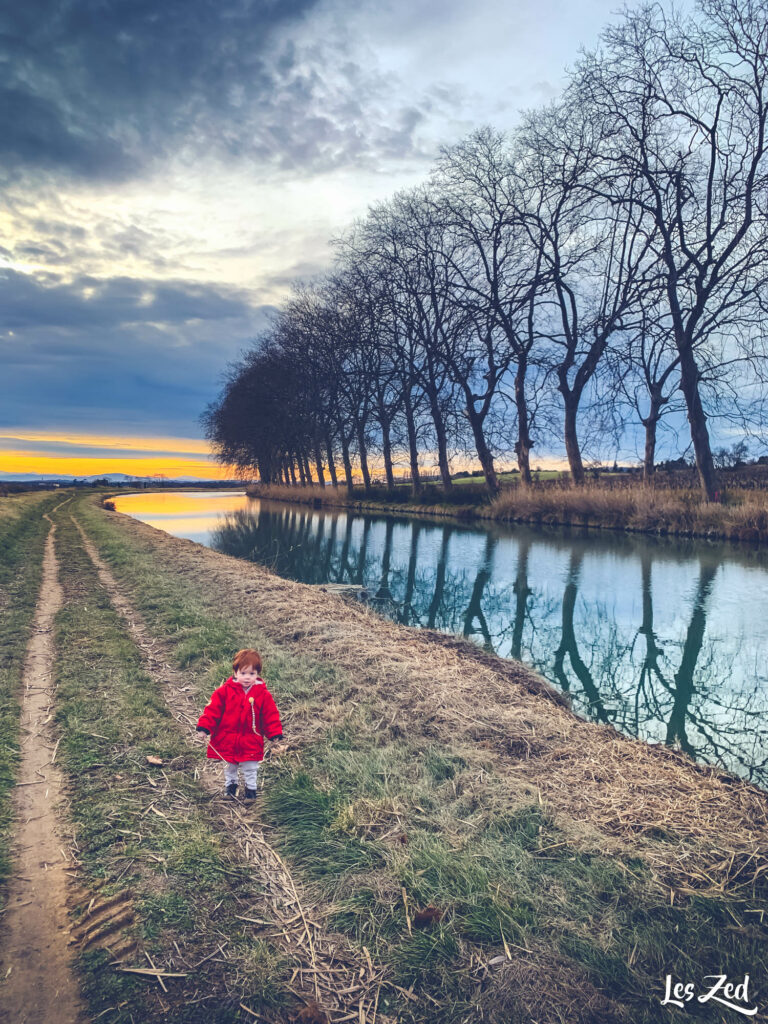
[241,472,768,546]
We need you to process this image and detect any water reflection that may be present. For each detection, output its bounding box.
[114,493,768,788]
[207,504,768,787]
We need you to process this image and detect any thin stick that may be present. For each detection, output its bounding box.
[145,951,168,993]
[401,887,412,936]
[116,968,187,979]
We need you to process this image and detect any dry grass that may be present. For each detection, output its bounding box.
[71,514,388,1022]
[74,496,768,1022]
[490,479,768,542]
[247,479,768,542]
[95,502,768,897]
[245,482,485,517]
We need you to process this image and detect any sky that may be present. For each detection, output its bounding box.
[0,0,628,479]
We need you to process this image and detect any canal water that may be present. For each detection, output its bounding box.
[113,490,768,789]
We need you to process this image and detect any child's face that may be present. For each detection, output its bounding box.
[233,663,260,686]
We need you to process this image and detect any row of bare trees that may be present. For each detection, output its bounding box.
[205,0,768,500]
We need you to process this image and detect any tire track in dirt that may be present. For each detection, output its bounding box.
[70,514,389,1023]
[0,502,85,1024]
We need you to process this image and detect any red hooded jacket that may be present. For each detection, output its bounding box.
[196,677,282,763]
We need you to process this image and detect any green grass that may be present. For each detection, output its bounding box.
[451,470,562,485]
[68,492,768,1023]
[264,771,384,878]
[52,512,290,1023]
[0,491,64,908]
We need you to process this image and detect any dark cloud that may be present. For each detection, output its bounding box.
[262,258,334,289]
[0,0,438,183]
[31,219,88,241]
[0,84,140,178]
[0,269,271,435]
[0,269,254,331]
[0,0,315,178]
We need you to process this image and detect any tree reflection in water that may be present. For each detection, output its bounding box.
[210,503,768,787]
[461,534,495,652]
[553,550,612,724]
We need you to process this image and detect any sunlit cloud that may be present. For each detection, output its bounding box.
[0,430,214,454]
[0,432,237,479]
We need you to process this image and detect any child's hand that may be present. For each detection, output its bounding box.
[270,741,287,757]
[196,730,209,744]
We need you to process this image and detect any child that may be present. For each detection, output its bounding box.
[196,648,284,799]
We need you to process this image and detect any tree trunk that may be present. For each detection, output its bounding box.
[464,395,499,496]
[288,457,297,486]
[357,424,372,492]
[514,357,533,487]
[425,386,452,491]
[403,388,422,497]
[677,341,717,501]
[325,433,338,487]
[296,451,306,486]
[313,442,326,487]
[302,451,313,484]
[381,417,395,491]
[562,393,585,486]
[641,390,663,485]
[340,434,355,494]
[642,415,658,485]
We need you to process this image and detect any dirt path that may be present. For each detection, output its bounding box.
[0,505,84,1024]
[71,514,387,1022]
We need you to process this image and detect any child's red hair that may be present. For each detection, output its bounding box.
[233,648,262,674]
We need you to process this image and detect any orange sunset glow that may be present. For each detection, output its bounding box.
[0,431,240,480]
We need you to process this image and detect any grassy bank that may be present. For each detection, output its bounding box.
[72,492,767,1022]
[247,476,768,543]
[52,512,292,1023]
[0,491,63,907]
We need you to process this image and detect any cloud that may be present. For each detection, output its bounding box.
[0,0,309,179]
[0,0,448,185]
[0,268,254,331]
[0,268,270,435]
[0,430,213,453]
[0,0,629,445]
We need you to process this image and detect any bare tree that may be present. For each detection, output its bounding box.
[516,99,658,485]
[434,127,547,486]
[574,0,768,499]
[385,187,509,495]
[610,304,683,482]
[344,199,461,492]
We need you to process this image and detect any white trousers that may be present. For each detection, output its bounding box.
[223,761,259,788]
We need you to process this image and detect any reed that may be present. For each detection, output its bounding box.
[490,479,768,541]
[247,477,768,542]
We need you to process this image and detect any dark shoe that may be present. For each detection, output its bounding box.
[243,787,258,800]
[225,783,238,799]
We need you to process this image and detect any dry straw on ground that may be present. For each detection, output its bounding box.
[106,508,768,900]
[73,517,391,1024]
